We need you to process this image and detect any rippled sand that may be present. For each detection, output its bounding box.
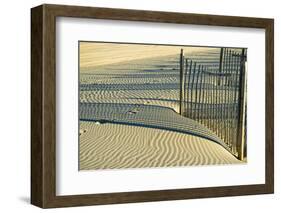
[79,122,240,170]
[79,44,242,170]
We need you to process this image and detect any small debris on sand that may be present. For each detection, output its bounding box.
[79,129,87,136]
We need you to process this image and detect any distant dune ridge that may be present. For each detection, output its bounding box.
[79,42,242,170]
[79,42,216,71]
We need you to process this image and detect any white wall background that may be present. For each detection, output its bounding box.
[0,0,279,212]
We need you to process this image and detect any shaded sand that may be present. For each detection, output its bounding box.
[79,121,240,170]
[80,103,229,150]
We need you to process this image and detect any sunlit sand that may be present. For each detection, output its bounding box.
[79,42,242,170]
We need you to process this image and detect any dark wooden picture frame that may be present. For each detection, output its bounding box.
[31,4,274,208]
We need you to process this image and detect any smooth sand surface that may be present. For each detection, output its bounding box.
[79,43,242,170]
[80,42,217,71]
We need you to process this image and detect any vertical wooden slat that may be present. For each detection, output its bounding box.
[208,71,212,128]
[185,59,190,116]
[179,49,184,115]
[190,62,197,119]
[201,69,206,125]
[219,48,226,139]
[223,49,229,144]
[215,48,223,139]
[198,66,204,122]
[231,53,237,153]
[184,59,188,116]
[195,65,201,120]
[232,52,241,154]
[236,49,247,160]
[218,48,224,86]
[187,60,193,117]
[209,71,213,129]
[227,50,233,146]
[211,71,214,128]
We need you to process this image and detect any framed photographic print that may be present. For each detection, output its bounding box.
[31,4,274,208]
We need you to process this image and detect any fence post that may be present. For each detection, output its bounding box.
[185,59,190,117]
[236,48,247,160]
[179,49,185,115]
[218,48,224,86]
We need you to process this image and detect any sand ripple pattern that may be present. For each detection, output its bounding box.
[80,103,230,151]
[79,48,242,170]
[79,121,240,170]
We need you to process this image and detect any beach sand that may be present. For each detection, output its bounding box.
[79,121,240,170]
[79,43,243,170]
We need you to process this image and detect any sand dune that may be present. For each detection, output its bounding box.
[79,121,240,170]
[79,44,243,170]
[79,103,229,150]
[80,42,218,71]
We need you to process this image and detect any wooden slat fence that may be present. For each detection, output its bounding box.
[179,48,247,160]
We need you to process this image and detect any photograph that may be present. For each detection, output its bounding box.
[78,42,247,170]
[29,3,274,208]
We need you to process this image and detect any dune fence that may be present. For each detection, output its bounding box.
[179,48,247,160]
